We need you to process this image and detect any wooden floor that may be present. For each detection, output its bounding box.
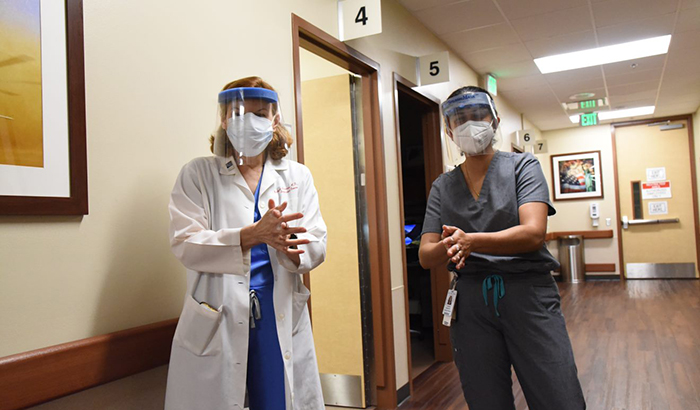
[399,280,700,410]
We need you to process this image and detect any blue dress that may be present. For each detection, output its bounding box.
[247,168,286,409]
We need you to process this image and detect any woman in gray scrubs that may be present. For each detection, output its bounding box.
[419,86,585,410]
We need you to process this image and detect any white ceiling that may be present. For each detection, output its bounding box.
[398,0,700,130]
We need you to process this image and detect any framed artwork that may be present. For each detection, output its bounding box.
[0,0,87,215]
[551,150,603,201]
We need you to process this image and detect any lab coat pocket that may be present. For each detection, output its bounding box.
[174,295,222,356]
[292,284,311,335]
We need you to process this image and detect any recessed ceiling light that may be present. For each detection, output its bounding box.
[535,35,671,74]
[569,92,595,100]
[569,106,655,123]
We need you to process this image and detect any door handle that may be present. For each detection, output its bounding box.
[621,215,679,229]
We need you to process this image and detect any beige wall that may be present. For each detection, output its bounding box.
[0,0,536,396]
[539,113,700,276]
[537,125,621,276]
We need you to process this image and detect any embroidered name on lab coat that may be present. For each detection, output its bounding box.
[275,182,298,193]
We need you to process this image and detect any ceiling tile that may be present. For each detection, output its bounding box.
[592,0,677,28]
[442,23,520,55]
[605,68,663,87]
[497,73,548,91]
[602,54,666,76]
[524,30,598,58]
[669,29,700,51]
[654,101,700,116]
[657,91,700,105]
[466,43,534,70]
[664,61,700,79]
[675,6,700,32]
[681,0,700,9]
[510,6,593,41]
[607,80,659,101]
[595,13,675,46]
[660,75,700,92]
[471,59,542,78]
[607,98,656,110]
[501,87,562,105]
[414,0,504,35]
[398,0,466,12]
[494,0,588,20]
[531,117,574,131]
[550,81,606,101]
[543,66,603,84]
[664,46,700,75]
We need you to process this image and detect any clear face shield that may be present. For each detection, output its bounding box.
[214,87,282,166]
[441,92,501,157]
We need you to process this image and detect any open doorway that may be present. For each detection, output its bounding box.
[398,86,434,378]
[393,74,452,390]
[292,14,397,409]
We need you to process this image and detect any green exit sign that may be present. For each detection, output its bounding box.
[580,112,598,127]
[579,99,596,109]
[486,74,497,96]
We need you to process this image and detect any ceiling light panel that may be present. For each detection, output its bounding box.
[534,35,672,74]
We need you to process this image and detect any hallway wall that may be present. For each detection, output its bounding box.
[537,125,620,276]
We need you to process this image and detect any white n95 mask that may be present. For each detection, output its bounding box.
[226,112,274,157]
[453,120,495,155]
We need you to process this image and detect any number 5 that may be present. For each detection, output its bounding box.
[430,61,439,76]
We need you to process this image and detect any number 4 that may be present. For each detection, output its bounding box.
[355,6,368,25]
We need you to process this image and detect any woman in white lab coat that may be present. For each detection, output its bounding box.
[164,76,327,410]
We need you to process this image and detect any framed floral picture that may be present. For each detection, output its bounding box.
[0,0,87,215]
[551,151,603,201]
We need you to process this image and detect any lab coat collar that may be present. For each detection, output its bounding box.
[217,155,288,175]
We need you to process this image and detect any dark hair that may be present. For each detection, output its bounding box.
[447,85,499,117]
[209,76,292,160]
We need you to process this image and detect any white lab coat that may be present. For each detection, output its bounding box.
[164,155,327,410]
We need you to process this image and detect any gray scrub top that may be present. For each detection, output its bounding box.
[421,151,560,275]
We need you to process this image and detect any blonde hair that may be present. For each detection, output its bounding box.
[209,76,293,160]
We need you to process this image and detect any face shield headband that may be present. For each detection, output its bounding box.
[441,92,498,131]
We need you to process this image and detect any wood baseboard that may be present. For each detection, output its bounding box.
[0,318,177,410]
[585,263,617,272]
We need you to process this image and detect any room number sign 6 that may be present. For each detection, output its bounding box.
[339,0,382,41]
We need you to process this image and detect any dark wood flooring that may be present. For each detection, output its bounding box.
[399,280,700,410]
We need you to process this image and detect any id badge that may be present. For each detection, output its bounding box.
[441,274,459,327]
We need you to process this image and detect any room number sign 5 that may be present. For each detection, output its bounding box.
[419,51,450,85]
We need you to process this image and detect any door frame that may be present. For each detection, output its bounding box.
[392,73,450,396]
[610,113,700,280]
[291,14,396,409]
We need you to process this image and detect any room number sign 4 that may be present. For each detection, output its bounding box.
[339,0,382,41]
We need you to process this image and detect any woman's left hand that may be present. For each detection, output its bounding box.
[441,225,473,270]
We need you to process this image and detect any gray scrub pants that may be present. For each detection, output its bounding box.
[450,272,586,410]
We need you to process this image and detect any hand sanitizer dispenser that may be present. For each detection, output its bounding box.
[590,202,600,227]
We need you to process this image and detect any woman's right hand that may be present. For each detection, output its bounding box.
[252,199,310,255]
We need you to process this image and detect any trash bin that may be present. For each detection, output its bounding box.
[557,235,585,283]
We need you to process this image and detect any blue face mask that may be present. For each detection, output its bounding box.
[226,113,273,157]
